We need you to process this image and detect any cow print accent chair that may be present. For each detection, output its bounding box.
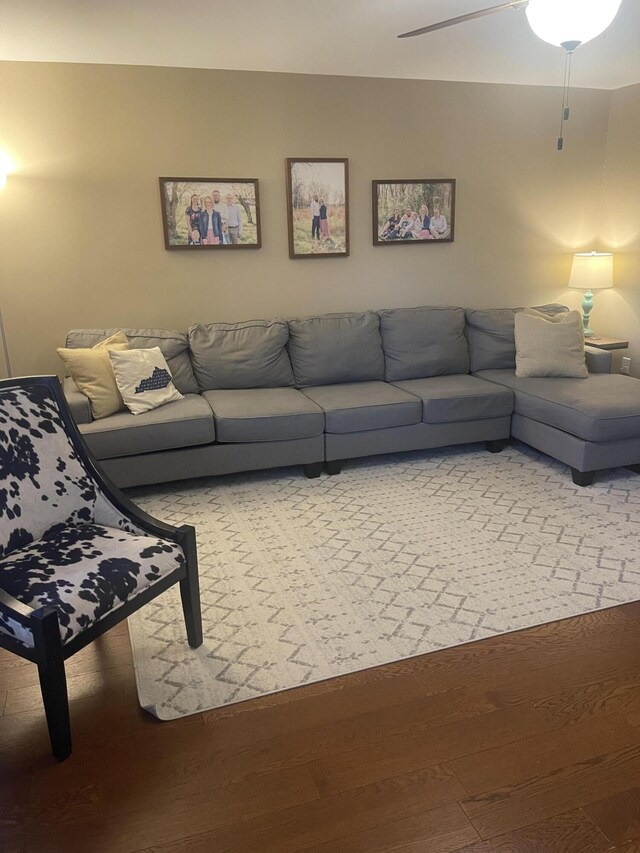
[0,376,202,761]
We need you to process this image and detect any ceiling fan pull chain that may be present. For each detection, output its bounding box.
[558,50,569,150]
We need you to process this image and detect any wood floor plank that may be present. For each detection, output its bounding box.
[452,715,640,796]
[450,809,614,852]
[128,769,475,853]
[459,743,640,839]
[311,702,554,797]
[25,763,319,853]
[304,802,480,853]
[583,787,640,848]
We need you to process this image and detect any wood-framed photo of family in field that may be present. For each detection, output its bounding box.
[159,177,261,250]
[373,179,456,246]
[285,158,349,259]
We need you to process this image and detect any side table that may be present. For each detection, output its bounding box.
[586,337,629,351]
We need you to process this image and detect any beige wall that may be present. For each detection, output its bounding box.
[596,83,640,375]
[0,62,614,376]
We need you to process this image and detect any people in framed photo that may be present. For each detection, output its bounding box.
[285,159,349,259]
[373,180,456,245]
[159,178,261,249]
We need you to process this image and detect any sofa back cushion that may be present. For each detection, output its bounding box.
[287,312,385,387]
[65,328,198,395]
[465,304,568,373]
[188,319,295,390]
[379,306,469,381]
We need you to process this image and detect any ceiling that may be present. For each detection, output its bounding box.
[0,0,638,90]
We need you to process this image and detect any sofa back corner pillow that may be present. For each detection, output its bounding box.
[57,330,130,420]
[465,303,569,373]
[109,347,183,415]
[66,327,199,396]
[379,306,469,381]
[188,318,294,391]
[287,311,385,387]
[514,308,588,379]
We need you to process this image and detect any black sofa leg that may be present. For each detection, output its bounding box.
[486,439,509,454]
[571,468,597,487]
[304,462,323,479]
[179,525,203,649]
[325,460,342,476]
[32,609,72,762]
[627,464,640,475]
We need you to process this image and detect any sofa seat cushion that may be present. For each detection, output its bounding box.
[204,388,324,443]
[80,394,215,459]
[477,370,640,442]
[301,381,422,434]
[0,523,185,647]
[393,375,514,424]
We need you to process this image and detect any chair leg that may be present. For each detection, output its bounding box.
[179,525,203,649]
[571,468,597,487]
[32,609,72,761]
[486,439,509,454]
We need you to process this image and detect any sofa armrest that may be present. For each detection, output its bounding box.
[585,346,612,374]
[63,376,93,424]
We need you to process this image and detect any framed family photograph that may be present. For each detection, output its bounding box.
[159,177,261,250]
[373,179,456,246]
[285,158,349,259]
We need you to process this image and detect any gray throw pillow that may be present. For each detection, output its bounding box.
[465,304,568,373]
[287,312,385,387]
[188,319,295,390]
[379,306,469,381]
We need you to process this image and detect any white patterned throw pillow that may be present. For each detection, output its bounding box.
[108,347,183,415]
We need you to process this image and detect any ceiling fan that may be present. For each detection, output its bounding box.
[398,0,624,149]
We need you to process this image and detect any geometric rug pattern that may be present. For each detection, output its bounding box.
[127,443,640,719]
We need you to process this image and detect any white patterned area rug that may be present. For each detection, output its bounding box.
[127,443,640,720]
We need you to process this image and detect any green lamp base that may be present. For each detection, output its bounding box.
[582,289,594,338]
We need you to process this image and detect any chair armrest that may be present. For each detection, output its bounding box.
[0,587,37,625]
[63,376,92,424]
[585,346,612,374]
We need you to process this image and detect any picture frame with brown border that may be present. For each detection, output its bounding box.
[285,158,350,259]
[372,179,456,246]
[159,177,261,250]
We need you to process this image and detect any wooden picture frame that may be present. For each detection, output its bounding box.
[285,158,349,259]
[372,179,456,246]
[159,177,261,250]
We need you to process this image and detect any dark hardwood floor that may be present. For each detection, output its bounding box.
[3,602,640,852]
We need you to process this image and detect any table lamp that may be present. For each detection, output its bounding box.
[568,251,613,338]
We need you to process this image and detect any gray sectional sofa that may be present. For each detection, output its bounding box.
[62,304,640,489]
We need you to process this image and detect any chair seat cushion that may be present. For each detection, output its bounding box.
[0,523,185,647]
[477,369,640,442]
[301,381,422,434]
[203,388,324,443]
[79,394,215,459]
[393,375,514,424]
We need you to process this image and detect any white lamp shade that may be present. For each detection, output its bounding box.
[526,0,622,48]
[568,252,614,291]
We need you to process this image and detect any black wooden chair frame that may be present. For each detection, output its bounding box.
[0,375,202,761]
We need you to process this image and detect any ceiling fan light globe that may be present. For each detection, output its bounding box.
[525,0,623,48]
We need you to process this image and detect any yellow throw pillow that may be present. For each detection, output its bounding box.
[57,331,130,420]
